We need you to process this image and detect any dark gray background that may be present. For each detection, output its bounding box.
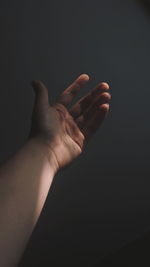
[0,0,150,266]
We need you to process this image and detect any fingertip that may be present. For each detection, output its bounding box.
[31,80,41,87]
[82,73,90,81]
[100,82,110,90]
[31,80,47,94]
[100,103,109,112]
[78,73,90,82]
[31,80,38,91]
[101,92,111,100]
[76,74,90,86]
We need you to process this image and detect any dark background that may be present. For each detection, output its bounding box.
[0,0,150,266]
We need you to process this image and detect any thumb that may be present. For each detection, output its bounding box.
[31,80,50,110]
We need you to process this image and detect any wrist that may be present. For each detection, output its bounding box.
[26,136,59,176]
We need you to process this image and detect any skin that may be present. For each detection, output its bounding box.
[29,73,111,169]
[0,74,111,267]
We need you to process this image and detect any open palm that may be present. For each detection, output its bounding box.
[29,74,111,170]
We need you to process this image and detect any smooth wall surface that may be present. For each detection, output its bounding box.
[0,0,150,266]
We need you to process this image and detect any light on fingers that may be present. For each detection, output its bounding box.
[56,73,90,107]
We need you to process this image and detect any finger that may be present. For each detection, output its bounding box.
[82,104,109,142]
[56,74,90,107]
[69,82,109,118]
[31,80,50,110]
[75,92,111,129]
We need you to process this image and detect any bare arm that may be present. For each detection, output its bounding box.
[0,74,111,267]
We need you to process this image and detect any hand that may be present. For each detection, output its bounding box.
[28,74,111,171]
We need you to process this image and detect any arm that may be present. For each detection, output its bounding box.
[0,138,57,267]
[0,74,111,267]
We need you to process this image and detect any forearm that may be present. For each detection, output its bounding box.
[0,137,58,267]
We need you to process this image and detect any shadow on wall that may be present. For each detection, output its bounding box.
[135,0,150,16]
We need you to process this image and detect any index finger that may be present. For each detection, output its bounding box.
[56,74,90,107]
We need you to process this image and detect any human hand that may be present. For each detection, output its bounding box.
[28,74,111,171]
